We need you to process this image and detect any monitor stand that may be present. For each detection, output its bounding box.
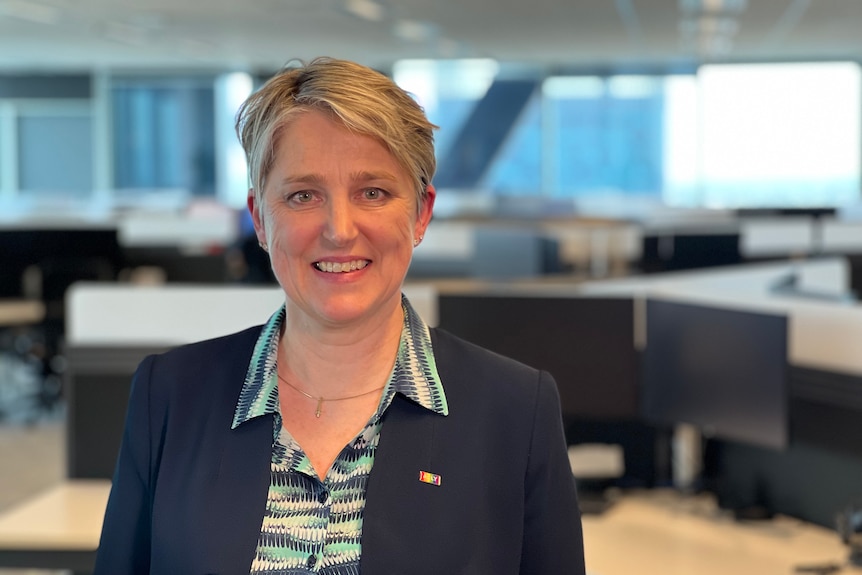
[568,444,625,515]
[575,478,618,515]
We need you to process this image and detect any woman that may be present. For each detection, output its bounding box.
[94,57,585,574]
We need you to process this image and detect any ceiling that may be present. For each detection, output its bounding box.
[2,0,862,73]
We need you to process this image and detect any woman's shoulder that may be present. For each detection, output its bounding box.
[429,327,543,383]
[140,325,263,384]
[427,327,561,433]
[130,325,265,420]
[158,325,261,360]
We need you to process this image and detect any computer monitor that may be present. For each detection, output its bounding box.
[640,232,742,273]
[0,227,124,299]
[436,294,639,420]
[641,298,788,450]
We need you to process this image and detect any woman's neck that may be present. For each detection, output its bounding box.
[279,300,405,396]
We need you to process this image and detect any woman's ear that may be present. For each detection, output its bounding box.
[247,189,267,246]
[416,184,436,238]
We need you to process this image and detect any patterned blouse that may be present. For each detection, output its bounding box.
[231,295,448,574]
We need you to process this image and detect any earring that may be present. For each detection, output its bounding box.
[413,235,423,247]
[259,241,268,252]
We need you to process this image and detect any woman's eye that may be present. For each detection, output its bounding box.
[289,191,314,203]
[363,188,385,200]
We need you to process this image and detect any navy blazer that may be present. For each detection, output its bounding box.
[94,325,585,574]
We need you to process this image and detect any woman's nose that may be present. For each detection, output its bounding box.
[322,198,359,246]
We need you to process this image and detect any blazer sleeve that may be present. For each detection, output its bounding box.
[92,355,156,575]
[520,370,586,574]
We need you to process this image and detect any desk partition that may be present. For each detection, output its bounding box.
[577,256,862,526]
[437,293,639,420]
[0,226,123,299]
[435,289,663,491]
[63,282,438,479]
[61,261,862,527]
[642,298,789,451]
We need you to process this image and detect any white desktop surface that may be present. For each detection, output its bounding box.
[414,220,475,260]
[642,286,862,376]
[66,283,286,346]
[0,483,857,574]
[66,282,439,347]
[583,490,862,575]
[822,220,862,254]
[577,257,862,376]
[0,479,109,550]
[117,210,238,249]
[577,256,850,296]
[739,217,815,257]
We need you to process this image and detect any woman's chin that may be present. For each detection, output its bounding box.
[308,297,399,329]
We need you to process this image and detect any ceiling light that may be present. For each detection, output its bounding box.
[436,37,460,58]
[0,0,60,25]
[698,16,739,36]
[102,21,150,47]
[392,19,435,43]
[678,0,747,15]
[344,0,384,22]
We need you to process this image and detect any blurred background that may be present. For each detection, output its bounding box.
[3,0,862,572]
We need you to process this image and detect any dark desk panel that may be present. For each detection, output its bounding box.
[642,299,789,451]
[65,345,170,479]
[0,228,123,298]
[437,294,640,421]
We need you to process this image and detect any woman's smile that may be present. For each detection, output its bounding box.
[250,108,434,329]
[313,259,370,273]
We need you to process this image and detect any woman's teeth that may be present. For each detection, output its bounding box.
[314,260,369,273]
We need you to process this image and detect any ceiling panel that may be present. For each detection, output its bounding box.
[2,0,862,71]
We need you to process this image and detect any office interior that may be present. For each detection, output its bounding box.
[4,0,862,573]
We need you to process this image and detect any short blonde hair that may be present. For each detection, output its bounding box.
[235,57,437,208]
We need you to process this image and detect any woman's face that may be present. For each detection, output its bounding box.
[249,109,434,330]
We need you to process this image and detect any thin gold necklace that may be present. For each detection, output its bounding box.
[277,373,385,418]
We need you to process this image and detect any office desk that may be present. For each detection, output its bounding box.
[0,300,44,326]
[0,479,109,571]
[0,483,856,574]
[583,490,861,575]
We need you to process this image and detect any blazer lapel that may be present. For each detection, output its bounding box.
[361,394,442,573]
[199,329,273,574]
[203,413,273,574]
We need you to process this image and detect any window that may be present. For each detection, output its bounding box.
[694,61,861,209]
[0,73,94,203]
[394,59,498,163]
[18,112,92,196]
[111,76,216,197]
[536,74,665,197]
[394,59,672,200]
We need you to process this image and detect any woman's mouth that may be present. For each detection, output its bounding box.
[313,259,370,273]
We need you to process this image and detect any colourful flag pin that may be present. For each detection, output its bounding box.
[418,470,442,486]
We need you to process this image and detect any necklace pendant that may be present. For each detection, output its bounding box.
[315,398,323,418]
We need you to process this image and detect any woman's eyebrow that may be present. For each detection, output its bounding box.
[351,170,399,183]
[277,173,327,186]
[273,170,400,189]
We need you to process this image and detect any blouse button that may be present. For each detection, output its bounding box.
[306,554,317,569]
[318,490,328,505]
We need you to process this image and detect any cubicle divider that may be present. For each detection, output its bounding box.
[437,293,640,420]
[64,345,168,479]
[435,290,665,496]
[64,283,287,480]
[63,282,439,480]
[579,256,862,526]
[61,259,862,527]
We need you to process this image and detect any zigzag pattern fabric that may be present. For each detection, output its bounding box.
[232,295,447,574]
[385,293,448,418]
[233,306,284,434]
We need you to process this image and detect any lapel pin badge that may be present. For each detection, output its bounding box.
[418,470,442,486]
